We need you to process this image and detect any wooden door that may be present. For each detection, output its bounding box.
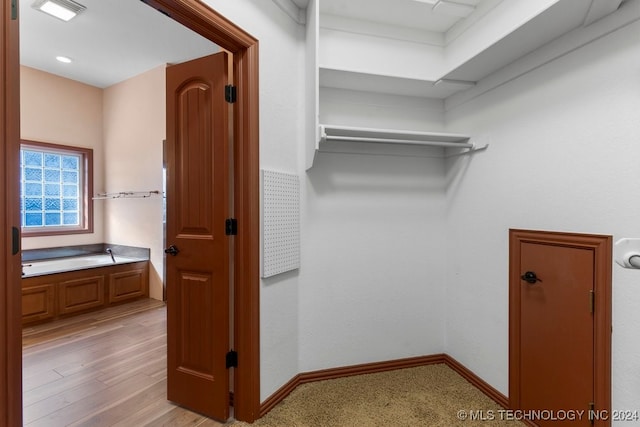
[165,51,231,421]
[1,0,22,425]
[509,230,611,427]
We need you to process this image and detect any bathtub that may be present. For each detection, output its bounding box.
[22,254,148,278]
[21,253,150,324]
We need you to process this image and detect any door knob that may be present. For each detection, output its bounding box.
[521,271,542,284]
[164,245,179,256]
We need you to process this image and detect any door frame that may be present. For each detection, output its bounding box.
[0,0,261,424]
[1,1,22,426]
[509,229,611,425]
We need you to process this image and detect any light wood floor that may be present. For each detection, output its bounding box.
[22,299,227,427]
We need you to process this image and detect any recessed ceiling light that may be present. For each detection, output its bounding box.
[56,56,72,64]
[32,0,86,22]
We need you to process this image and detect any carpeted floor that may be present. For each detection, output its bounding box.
[231,364,525,427]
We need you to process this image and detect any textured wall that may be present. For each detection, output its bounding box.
[444,17,640,412]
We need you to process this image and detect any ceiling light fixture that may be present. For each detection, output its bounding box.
[56,56,72,64]
[32,0,86,22]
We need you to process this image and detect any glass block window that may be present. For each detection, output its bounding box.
[20,141,93,236]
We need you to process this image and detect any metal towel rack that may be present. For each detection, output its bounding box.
[93,190,163,200]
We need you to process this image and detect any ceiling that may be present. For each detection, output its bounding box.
[20,0,626,92]
[319,0,485,34]
[314,0,627,98]
[20,0,219,88]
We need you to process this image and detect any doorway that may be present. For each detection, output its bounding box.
[509,229,611,426]
[0,0,260,424]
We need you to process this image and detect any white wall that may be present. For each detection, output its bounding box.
[301,151,447,370]
[102,66,166,301]
[303,79,449,370]
[320,87,445,132]
[444,16,640,413]
[319,24,444,81]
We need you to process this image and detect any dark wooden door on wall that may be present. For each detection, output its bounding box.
[165,51,232,421]
[509,229,611,427]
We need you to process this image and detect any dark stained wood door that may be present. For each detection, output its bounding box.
[165,51,231,421]
[509,230,612,427]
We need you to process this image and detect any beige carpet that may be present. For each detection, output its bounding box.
[231,364,525,426]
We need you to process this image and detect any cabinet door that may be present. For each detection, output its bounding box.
[22,283,56,324]
[58,276,105,315]
[109,267,147,303]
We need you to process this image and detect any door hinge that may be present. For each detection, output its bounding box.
[226,350,238,369]
[12,226,20,255]
[229,391,235,407]
[11,0,17,20]
[225,218,238,236]
[589,290,595,314]
[225,85,237,103]
[588,402,595,424]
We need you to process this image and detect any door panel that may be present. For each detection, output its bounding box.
[509,230,612,427]
[520,242,593,425]
[166,51,230,421]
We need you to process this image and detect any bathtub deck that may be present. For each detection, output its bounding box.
[22,299,227,427]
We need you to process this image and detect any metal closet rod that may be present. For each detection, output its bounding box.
[323,135,474,148]
[93,190,163,200]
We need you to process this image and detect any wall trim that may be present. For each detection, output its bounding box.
[442,355,508,408]
[260,353,509,418]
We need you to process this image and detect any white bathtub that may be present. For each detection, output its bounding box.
[22,254,147,277]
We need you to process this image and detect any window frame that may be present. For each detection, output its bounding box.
[20,140,94,237]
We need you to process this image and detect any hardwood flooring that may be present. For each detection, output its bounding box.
[22,299,227,427]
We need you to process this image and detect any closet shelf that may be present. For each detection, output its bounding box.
[93,190,163,200]
[320,124,473,148]
[309,125,488,168]
[319,67,476,99]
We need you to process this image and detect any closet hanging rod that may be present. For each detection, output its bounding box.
[323,135,474,148]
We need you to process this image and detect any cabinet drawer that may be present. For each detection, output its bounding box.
[22,283,56,324]
[109,268,147,303]
[58,276,105,315]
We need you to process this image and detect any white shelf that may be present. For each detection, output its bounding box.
[307,124,486,167]
[319,67,475,100]
[320,124,472,147]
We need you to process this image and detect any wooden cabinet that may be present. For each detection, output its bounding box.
[22,283,55,324]
[109,267,147,303]
[21,261,149,325]
[58,275,105,315]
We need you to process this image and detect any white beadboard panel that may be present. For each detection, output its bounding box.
[262,170,300,278]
